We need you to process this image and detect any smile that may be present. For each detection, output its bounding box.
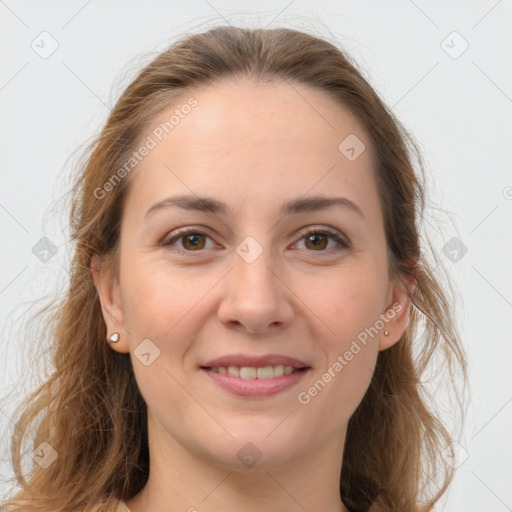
[200,366,311,397]
[209,365,300,379]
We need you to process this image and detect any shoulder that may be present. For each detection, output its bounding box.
[117,501,131,512]
[89,501,130,512]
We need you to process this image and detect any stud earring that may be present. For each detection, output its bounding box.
[383,330,390,336]
[108,332,120,343]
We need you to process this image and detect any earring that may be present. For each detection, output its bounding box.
[108,332,120,343]
[383,330,390,336]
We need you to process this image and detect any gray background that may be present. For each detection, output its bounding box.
[1,1,511,510]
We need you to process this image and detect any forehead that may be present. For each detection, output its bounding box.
[124,77,379,221]
[158,77,369,154]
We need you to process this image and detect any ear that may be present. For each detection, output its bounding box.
[378,271,416,351]
[90,254,130,354]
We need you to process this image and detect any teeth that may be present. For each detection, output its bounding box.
[273,365,284,377]
[210,364,300,379]
[283,365,294,375]
[256,366,274,379]
[227,366,239,377]
[240,367,257,379]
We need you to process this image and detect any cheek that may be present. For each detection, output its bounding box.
[298,335,378,434]
[296,262,387,348]
[293,264,384,419]
[120,260,205,414]
[121,256,221,334]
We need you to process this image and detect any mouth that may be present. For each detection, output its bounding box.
[200,364,308,379]
[199,364,312,398]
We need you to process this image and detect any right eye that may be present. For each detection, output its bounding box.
[161,228,217,255]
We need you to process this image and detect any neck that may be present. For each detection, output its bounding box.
[125,414,350,512]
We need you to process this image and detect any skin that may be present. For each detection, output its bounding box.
[92,78,413,512]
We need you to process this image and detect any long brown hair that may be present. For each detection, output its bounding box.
[1,25,467,512]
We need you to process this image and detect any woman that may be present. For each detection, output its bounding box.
[1,25,467,512]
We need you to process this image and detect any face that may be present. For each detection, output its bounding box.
[93,78,412,471]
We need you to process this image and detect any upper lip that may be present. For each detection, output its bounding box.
[201,354,311,369]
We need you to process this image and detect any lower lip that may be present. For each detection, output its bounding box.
[201,367,311,398]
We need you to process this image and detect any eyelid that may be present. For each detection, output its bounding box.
[160,225,217,252]
[161,224,350,255]
[293,225,350,251]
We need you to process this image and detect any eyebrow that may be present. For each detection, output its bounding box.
[144,194,365,220]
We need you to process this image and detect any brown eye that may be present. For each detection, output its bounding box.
[162,229,215,254]
[295,227,349,253]
[181,233,206,250]
[304,233,329,250]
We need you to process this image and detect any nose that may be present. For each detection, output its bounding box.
[217,244,294,334]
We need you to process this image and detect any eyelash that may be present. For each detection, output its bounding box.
[160,226,350,257]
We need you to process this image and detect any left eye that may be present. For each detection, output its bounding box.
[161,227,349,255]
[294,228,349,252]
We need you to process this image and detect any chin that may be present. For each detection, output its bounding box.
[195,422,308,471]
